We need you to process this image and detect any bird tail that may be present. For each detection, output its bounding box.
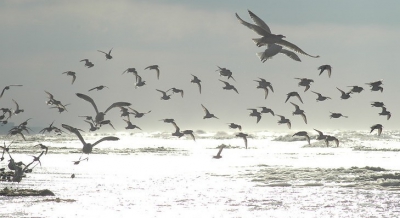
[252,38,267,47]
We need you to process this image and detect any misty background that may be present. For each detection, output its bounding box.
[0,0,399,134]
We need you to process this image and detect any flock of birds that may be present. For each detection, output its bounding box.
[0,10,390,183]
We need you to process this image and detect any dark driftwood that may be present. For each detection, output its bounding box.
[0,188,55,196]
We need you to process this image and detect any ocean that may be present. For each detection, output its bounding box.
[1,130,400,218]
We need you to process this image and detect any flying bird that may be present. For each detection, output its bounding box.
[313,129,326,140]
[290,102,307,124]
[348,86,364,93]
[325,135,339,147]
[219,80,239,94]
[236,132,249,149]
[191,74,202,94]
[80,59,94,68]
[201,104,219,119]
[292,131,311,145]
[379,107,391,120]
[12,99,24,115]
[156,89,171,100]
[0,85,22,98]
[276,115,291,129]
[318,65,332,77]
[248,108,262,123]
[167,88,184,98]
[330,112,348,119]
[62,71,77,84]
[62,124,119,154]
[216,66,236,81]
[145,65,160,80]
[98,48,113,60]
[256,43,301,62]
[370,124,383,136]
[311,91,331,102]
[89,85,108,92]
[227,123,242,131]
[337,87,351,100]
[285,92,303,104]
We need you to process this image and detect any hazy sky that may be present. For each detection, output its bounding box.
[1,0,399,133]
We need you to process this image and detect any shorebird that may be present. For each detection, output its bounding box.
[12,99,24,114]
[80,59,94,68]
[227,123,242,131]
[248,108,262,123]
[72,157,89,165]
[290,102,307,124]
[122,68,138,76]
[156,89,171,100]
[167,88,184,98]
[296,78,314,92]
[330,112,348,119]
[191,74,202,94]
[276,115,291,129]
[39,121,56,134]
[45,91,67,110]
[170,122,184,138]
[254,78,274,92]
[236,132,249,149]
[145,65,160,80]
[219,80,239,94]
[123,119,142,130]
[371,102,385,107]
[292,131,311,145]
[50,103,70,113]
[98,48,113,60]
[313,129,326,140]
[337,87,351,100]
[258,106,275,116]
[366,80,383,87]
[235,10,319,58]
[76,93,131,125]
[285,92,303,103]
[311,91,331,102]
[216,66,236,81]
[62,71,77,84]
[159,118,175,124]
[34,143,48,155]
[318,65,332,77]
[62,124,119,154]
[0,85,22,98]
[348,86,364,93]
[135,75,146,88]
[29,151,45,166]
[182,130,196,141]
[99,120,115,130]
[370,85,383,92]
[370,124,383,136]
[201,104,219,119]
[379,107,391,120]
[213,145,225,159]
[85,120,99,132]
[256,43,301,62]
[325,135,339,147]
[79,115,94,123]
[88,85,108,92]
[0,141,13,162]
[128,107,151,118]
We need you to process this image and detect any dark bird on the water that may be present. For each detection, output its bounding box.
[370,124,383,136]
[80,59,94,68]
[292,131,311,145]
[98,48,113,60]
[201,104,219,119]
[236,132,249,149]
[318,65,332,78]
[0,85,22,98]
[145,65,160,80]
[62,124,119,154]
[191,74,202,94]
[285,92,303,104]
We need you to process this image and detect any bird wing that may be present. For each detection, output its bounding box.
[45,91,54,100]
[0,87,6,98]
[156,68,160,80]
[97,50,107,54]
[201,104,210,114]
[71,74,76,84]
[296,94,303,103]
[305,135,310,145]
[235,13,271,36]
[247,10,272,34]
[76,93,99,114]
[216,146,224,156]
[88,87,96,91]
[263,87,268,99]
[12,99,19,110]
[92,136,119,147]
[104,102,131,114]
[301,113,307,124]
[279,49,301,62]
[243,136,248,149]
[378,127,382,136]
[62,124,86,145]
[275,39,320,58]
[256,115,261,123]
[287,121,291,129]
[290,102,300,110]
